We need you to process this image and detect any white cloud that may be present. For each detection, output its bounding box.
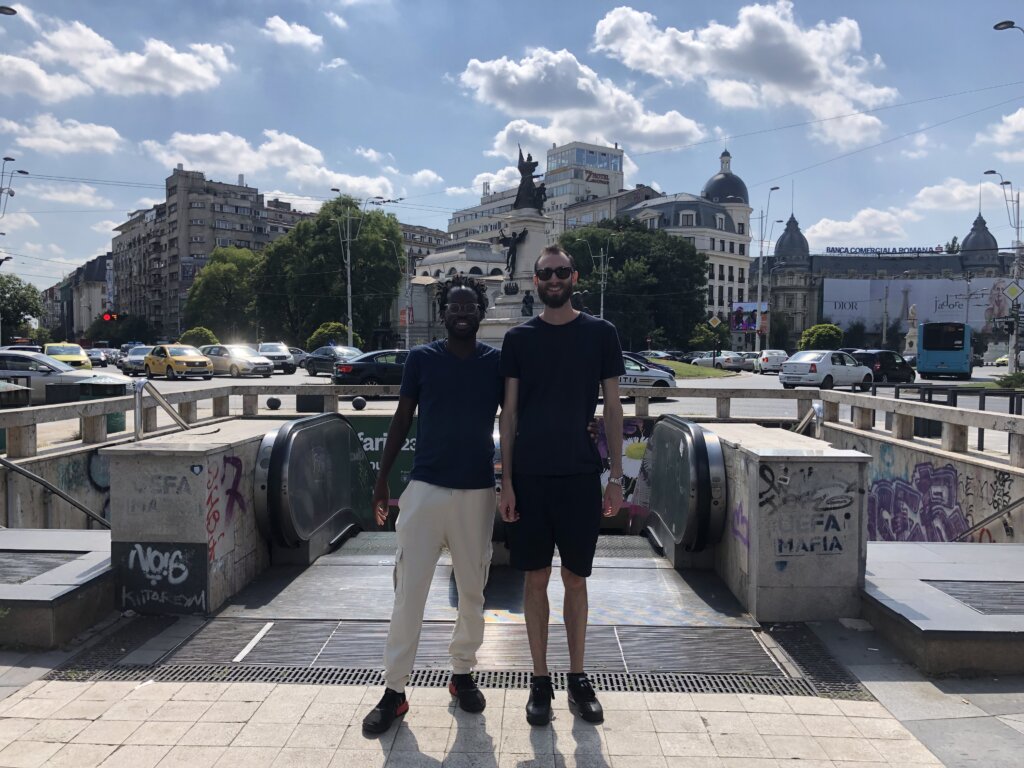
[0,212,40,232]
[459,48,705,159]
[805,208,908,244]
[0,54,92,103]
[25,182,113,208]
[325,12,348,30]
[22,242,43,254]
[262,16,323,51]
[12,4,41,31]
[410,169,443,186]
[319,57,356,75]
[24,19,233,98]
[285,165,394,199]
[975,108,1024,161]
[134,197,163,209]
[356,146,392,163]
[141,129,323,176]
[91,220,120,234]
[0,114,122,154]
[447,166,522,197]
[48,243,64,255]
[591,2,898,148]
[262,190,324,214]
[900,133,930,160]
[908,178,1005,212]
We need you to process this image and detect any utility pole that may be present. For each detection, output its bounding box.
[598,246,607,319]
[754,186,780,354]
[881,283,889,346]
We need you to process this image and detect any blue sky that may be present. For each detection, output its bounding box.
[2,0,1024,289]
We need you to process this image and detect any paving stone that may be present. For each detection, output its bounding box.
[96,744,171,768]
[150,700,212,722]
[642,694,694,712]
[337,723,398,752]
[761,733,829,761]
[50,698,116,720]
[125,683,185,702]
[699,711,757,734]
[798,714,861,738]
[156,744,227,767]
[73,719,143,745]
[32,681,92,700]
[200,700,261,723]
[736,695,792,714]
[869,737,943,764]
[708,732,772,759]
[45,742,117,768]
[852,716,915,740]
[103,700,165,720]
[688,695,745,713]
[549,722,606,755]
[599,709,653,732]
[814,735,885,762]
[212,745,281,767]
[126,721,191,746]
[232,722,297,748]
[496,755,554,768]
[747,712,808,736]
[171,684,231,702]
[442,753,502,768]
[0,738,61,767]
[21,717,90,742]
[383,752,445,768]
[551,755,613,768]
[445,725,500,754]
[654,731,714,758]
[79,683,138,701]
[393,726,451,753]
[270,746,336,767]
[906,715,1024,768]
[1,697,68,719]
[219,684,278,702]
[610,757,670,768]
[499,727,554,755]
[326,749,386,768]
[0,719,39,742]
[179,721,244,747]
[780,696,842,716]
[648,710,705,733]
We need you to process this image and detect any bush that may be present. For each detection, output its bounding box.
[996,372,1024,389]
[799,323,843,351]
[306,322,363,351]
[179,326,218,347]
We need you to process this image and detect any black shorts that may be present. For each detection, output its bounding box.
[507,473,602,577]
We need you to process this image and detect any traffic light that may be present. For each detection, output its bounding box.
[102,312,120,321]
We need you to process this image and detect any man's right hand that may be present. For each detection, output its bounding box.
[372,481,391,527]
[499,485,519,523]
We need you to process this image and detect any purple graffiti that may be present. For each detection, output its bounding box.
[868,462,969,542]
[731,502,749,548]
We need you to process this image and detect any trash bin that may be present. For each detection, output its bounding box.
[296,393,324,413]
[0,381,31,452]
[78,377,129,433]
[45,382,81,404]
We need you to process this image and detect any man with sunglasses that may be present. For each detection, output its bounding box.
[499,245,625,726]
[362,276,503,734]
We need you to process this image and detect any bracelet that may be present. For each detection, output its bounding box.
[607,475,623,486]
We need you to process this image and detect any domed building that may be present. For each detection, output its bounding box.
[701,150,749,205]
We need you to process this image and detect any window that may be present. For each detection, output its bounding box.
[728,266,734,281]
[729,241,735,253]
[644,217,658,230]
[786,295,794,309]
[682,236,695,247]
[708,264,714,281]
[168,203,177,214]
[707,286,714,305]
[727,287,733,304]
[719,240,726,251]
[737,223,745,235]
[716,215,725,230]
[718,286,724,306]
[738,267,745,284]
[738,288,744,302]
[739,244,746,256]
[679,212,695,227]
[718,265,725,280]
[189,201,205,208]
[216,237,231,247]
[190,235,205,243]
[189,219,204,225]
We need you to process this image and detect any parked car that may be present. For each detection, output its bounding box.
[332,349,408,386]
[620,354,676,390]
[306,345,363,376]
[255,342,297,374]
[199,344,274,377]
[43,342,91,369]
[144,344,213,380]
[0,344,43,354]
[0,349,132,404]
[754,349,789,374]
[994,354,1009,366]
[623,351,674,375]
[780,350,874,391]
[638,350,674,360]
[851,349,916,384]
[288,347,310,368]
[693,350,744,370]
[737,351,760,371]
[86,349,109,368]
[120,346,153,376]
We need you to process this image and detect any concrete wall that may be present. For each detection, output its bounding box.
[823,423,1022,544]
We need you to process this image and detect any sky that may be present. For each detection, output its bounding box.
[2,0,1024,290]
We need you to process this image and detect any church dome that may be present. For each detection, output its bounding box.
[774,214,809,261]
[960,213,998,260]
[701,149,748,204]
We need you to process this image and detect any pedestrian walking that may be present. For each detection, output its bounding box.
[362,276,503,734]
[498,244,625,726]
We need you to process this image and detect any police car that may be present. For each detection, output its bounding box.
[620,353,676,389]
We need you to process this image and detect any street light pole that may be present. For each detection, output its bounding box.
[329,191,390,347]
[985,169,1023,372]
[0,255,11,345]
[754,186,780,354]
[0,157,29,220]
[577,237,613,318]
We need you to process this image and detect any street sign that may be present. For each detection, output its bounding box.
[1004,282,1023,302]
[708,316,721,328]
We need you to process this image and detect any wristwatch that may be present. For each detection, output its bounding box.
[607,475,624,486]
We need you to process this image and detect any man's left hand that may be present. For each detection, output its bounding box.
[603,481,624,518]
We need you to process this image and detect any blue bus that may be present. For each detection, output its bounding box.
[917,322,971,380]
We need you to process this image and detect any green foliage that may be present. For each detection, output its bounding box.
[843,321,867,350]
[769,315,790,350]
[0,274,43,346]
[184,247,261,342]
[688,322,729,350]
[255,196,403,347]
[945,235,960,254]
[561,217,707,351]
[179,327,219,347]
[799,323,844,351]
[996,372,1024,390]
[306,321,363,351]
[84,314,155,346]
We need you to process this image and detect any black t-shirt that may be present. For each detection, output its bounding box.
[500,313,625,476]
[400,341,502,489]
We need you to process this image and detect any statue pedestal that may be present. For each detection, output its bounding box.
[478,209,552,347]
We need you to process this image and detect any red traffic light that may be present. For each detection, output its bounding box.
[102,313,112,321]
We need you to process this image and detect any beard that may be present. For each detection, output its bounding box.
[538,282,571,308]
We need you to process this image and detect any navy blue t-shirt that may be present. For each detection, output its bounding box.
[500,313,625,476]
[400,340,502,489]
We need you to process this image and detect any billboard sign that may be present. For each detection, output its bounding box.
[730,302,768,331]
[821,278,1010,334]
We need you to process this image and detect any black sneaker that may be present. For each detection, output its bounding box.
[362,688,408,734]
[526,675,554,726]
[567,672,603,723]
[448,673,486,713]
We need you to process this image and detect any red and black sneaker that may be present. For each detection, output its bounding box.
[362,688,408,734]
[449,673,486,713]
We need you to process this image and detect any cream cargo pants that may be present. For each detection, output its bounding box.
[383,479,495,693]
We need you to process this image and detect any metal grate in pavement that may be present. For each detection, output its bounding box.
[925,580,1024,615]
[42,615,178,681]
[765,623,874,700]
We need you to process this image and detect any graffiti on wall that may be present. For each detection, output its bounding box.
[206,455,246,564]
[114,541,206,614]
[868,461,971,542]
[759,464,856,562]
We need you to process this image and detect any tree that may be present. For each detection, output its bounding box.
[0,274,42,346]
[561,218,707,350]
[769,315,790,350]
[184,247,260,342]
[307,321,364,351]
[799,323,843,351]
[688,322,730,350]
[84,314,154,346]
[179,327,218,347]
[945,236,960,254]
[255,196,402,347]
[844,320,867,349]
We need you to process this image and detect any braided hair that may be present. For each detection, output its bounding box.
[437,274,489,317]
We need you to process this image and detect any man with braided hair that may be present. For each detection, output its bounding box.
[363,274,503,734]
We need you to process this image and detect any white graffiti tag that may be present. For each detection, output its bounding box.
[127,544,190,586]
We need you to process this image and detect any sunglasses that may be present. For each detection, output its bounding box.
[445,302,480,315]
[535,266,573,280]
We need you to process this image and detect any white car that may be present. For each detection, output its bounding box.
[779,350,874,391]
[755,349,789,374]
[693,350,744,370]
[620,354,675,390]
[0,349,132,405]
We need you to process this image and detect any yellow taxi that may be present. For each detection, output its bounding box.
[43,342,92,369]
[144,344,213,380]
